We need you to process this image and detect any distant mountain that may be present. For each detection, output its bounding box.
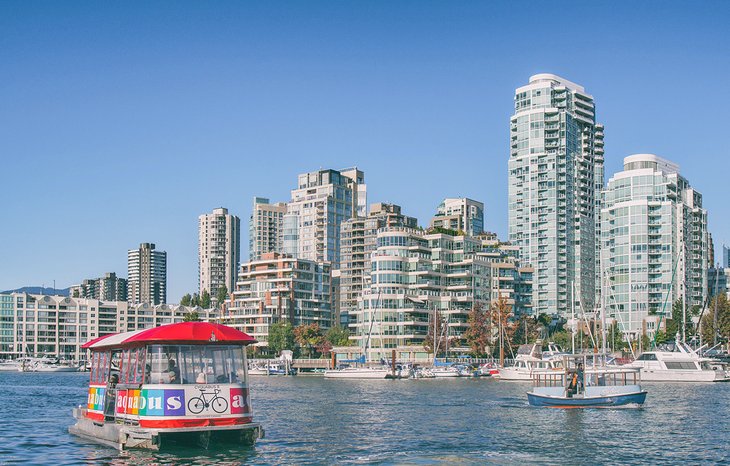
[1,286,70,296]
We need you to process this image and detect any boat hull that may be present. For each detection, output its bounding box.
[34,366,79,372]
[635,369,729,382]
[496,368,532,381]
[527,390,647,408]
[69,407,263,450]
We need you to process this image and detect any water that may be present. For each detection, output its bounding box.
[1,372,729,465]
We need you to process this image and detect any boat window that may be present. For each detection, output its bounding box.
[94,351,111,385]
[119,347,146,384]
[132,347,146,384]
[120,349,132,384]
[90,352,100,384]
[665,362,697,370]
[147,345,246,384]
[636,353,657,361]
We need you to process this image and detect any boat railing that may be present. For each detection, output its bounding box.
[532,367,641,388]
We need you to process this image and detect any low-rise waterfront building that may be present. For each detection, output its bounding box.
[0,293,128,362]
[228,253,332,351]
[0,292,218,362]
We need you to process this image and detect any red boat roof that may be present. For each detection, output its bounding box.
[81,322,256,350]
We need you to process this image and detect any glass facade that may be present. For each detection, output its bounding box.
[509,74,604,316]
[602,154,708,336]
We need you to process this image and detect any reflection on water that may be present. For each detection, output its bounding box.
[0,373,729,464]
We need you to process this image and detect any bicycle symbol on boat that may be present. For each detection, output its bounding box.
[187,388,229,414]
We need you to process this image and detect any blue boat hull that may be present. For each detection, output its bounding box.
[527,390,647,408]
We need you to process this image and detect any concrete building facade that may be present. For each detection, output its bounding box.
[0,292,218,362]
[282,168,365,268]
[199,207,241,299]
[249,197,287,261]
[228,252,332,351]
[128,243,167,305]
[339,203,418,326]
[70,272,128,302]
[430,197,484,236]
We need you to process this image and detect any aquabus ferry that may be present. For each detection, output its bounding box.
[69,321,264,450]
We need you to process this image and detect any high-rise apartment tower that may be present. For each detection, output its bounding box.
[127,243,167,305]
[199,207,240,299]
[508,74,604,315]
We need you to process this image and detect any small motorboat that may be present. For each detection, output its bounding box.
[527,355,647,408]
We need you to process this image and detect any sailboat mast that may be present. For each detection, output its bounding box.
[600,260,607,361]
[571,282,575,354]
[681,243,687,343]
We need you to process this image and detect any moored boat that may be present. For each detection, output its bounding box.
[623,341,730,382]
[498,343,563,381]
[68,322,264,450]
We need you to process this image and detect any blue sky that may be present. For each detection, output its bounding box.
[2,1,729,301]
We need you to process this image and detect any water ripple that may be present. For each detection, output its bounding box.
[1,373,729,464]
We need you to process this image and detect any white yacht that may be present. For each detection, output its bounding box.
[498,343,564,381]
[625,341,730,382]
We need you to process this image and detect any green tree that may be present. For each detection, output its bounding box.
[294,323,323,358]
[511,314,540,347]
[666,298,693,341]
[268,322,295,356]
[191,293,200,307]
[180,293,192,306]
[597,323,628,352]
[325,326,352,347]
[462,303,490,357]
[200,290,212,309]
[216,285,228,308]
[550,330,572,350]
[72,289,80,298]
[701,294,730,345]
[183,311,200,322]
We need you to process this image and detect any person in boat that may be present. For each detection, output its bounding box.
[167,359,181,384]
[567,370,578,397]
[196,364,207,384]
[104,373,119,419]
[576,363,585,392]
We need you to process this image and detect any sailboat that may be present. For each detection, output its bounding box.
[324,288,389,379]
